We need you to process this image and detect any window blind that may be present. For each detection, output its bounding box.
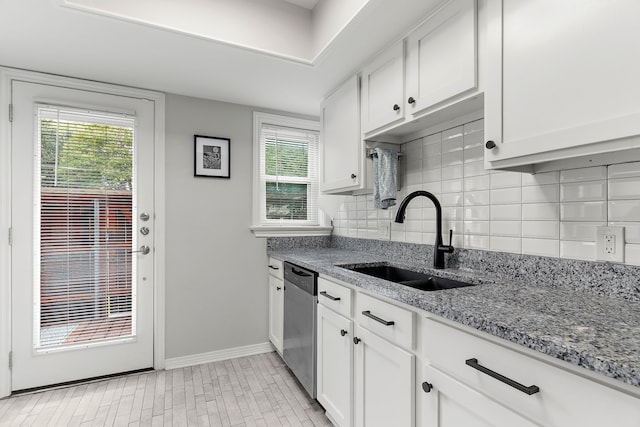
[259,123,319,225]
[34,104,137,349]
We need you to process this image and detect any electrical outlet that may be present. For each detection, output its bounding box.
[378,221,391,240]
[596,226,624,262]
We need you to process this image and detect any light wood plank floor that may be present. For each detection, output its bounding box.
[0,352,332,427]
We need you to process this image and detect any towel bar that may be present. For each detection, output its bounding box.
[366,148,403,158]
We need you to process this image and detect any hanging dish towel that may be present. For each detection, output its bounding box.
[373,147,398,209]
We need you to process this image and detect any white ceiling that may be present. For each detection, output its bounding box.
[0,0,440,116]
[283,0,319,10]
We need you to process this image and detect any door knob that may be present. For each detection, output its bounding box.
[139,212,150,221]
[130,245,150,255]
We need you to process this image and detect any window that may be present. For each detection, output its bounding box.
[252,112,330,236]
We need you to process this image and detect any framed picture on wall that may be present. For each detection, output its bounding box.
[194,135,230,178]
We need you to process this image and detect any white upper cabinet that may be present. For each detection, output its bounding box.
[361,40,405,134]
[405,0,477,118]
[360,0,480,140]
[321,75,368,194]
[485,0,640,171]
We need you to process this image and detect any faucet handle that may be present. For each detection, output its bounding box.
[448,229,453,247]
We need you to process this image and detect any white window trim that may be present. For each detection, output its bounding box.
[251,112,332,237]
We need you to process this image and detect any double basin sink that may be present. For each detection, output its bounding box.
[341,264,474,292]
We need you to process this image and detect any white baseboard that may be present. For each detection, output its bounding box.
[165,342,274,370]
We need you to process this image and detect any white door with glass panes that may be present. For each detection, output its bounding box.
[10,81,155,391]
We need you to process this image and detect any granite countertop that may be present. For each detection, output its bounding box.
[269,248,640,390]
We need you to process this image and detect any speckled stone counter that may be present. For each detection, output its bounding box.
[268,248,640,390]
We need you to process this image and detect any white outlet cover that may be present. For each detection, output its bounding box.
[378,221,391,240]
[596,226,625,263]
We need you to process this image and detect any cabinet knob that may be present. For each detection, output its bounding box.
[485,140,496,149]
[353,337,361,344]
[408,97,416,104]
[340,329,348,336]
[393,104,400,111]
[276,286,281,291]
[351,173,357,179]
[422,382,433,393]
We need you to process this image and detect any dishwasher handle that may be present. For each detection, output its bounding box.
[291,267,312,277]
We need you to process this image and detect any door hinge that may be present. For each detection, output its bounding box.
[8,104,13,123]
[8,351,12,370]
[8,227,12,246]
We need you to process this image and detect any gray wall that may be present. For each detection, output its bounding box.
[165,94,268,359]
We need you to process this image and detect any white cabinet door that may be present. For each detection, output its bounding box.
[354,325,415,427]
[321,75,365,194]
[268,275,284,354]
[317,305,353,427]
[361,40,405,134]
[406,0,477,118]
[485,0,640,170]
[421,365,538,427]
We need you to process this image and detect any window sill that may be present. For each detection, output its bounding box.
[250,225,333,238]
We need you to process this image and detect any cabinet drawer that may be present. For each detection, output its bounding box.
[356,293,414,350]
[318,277,352,318]
[267,257,283,280]
[423,318,640,427]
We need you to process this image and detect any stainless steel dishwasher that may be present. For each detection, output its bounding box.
[282,261,318,399]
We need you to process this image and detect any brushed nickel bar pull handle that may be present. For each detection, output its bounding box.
[320,291,341,301]
[465,358,540,395]
[362,310,395,326]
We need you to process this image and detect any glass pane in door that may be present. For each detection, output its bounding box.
[35,105,137,350]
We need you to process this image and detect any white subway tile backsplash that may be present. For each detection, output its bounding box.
[560,166,607,183]
[490,171,522,189]
[625,243,640,266]
[442,151,463,167]
[490,236,521,254]
[442,178,463,193]
[442,193,463,207]
[521,221,559,239]
[522,184,560,203]
[522,238,560,257]
[338,119,640,266]
[560,241,596,261]
[464,220,490,235]
[463,146,484,163]
[463,160,486,177]
[464,206,490,221]
[464,174,490,191]
[521,203,559,221]
[608,162,640,179]
[490,187,521,204]
[560,180,606,202]
[442,164,463,180]
[561,201,607,222]
[560,222,604,242]
[464,190,490,206]
[521,171,559,186]
[490,220,521,237]
[444,207,464,221]
[490,204,522,221]
[608,222,640,244]
[423,168,442,183]
[464,234,490,250]
[609,200,640,222]
[608,177,640,200]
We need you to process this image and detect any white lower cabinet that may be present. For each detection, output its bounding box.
[267,257,284,354]
[354,325,415,427]
[317,304,353,427]
[422,317,640,427]
[421,364,537,427]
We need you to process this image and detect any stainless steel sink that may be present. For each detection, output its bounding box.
[343,264,474,292]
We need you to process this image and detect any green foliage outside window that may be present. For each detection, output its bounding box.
[40,118,133,190]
